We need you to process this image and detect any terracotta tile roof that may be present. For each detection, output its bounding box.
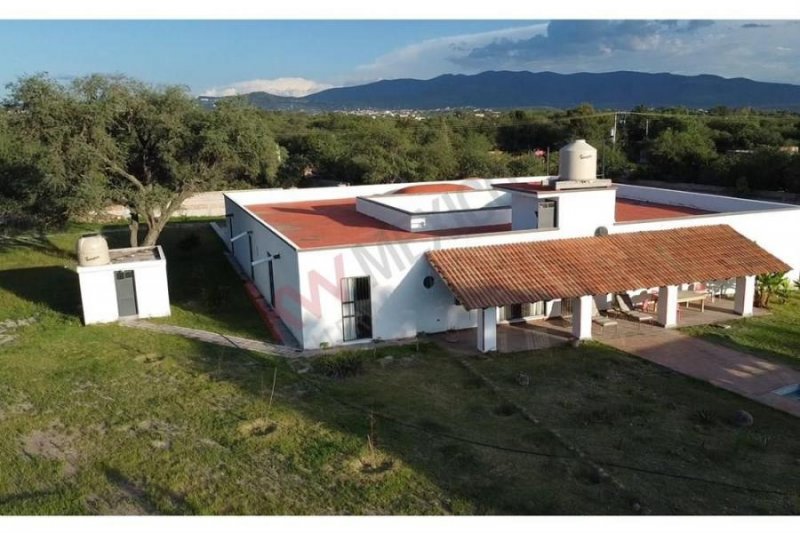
[426,225,790,310]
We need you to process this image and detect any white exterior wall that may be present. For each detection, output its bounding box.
[511,195,538,230]
[408,207,509,232]
[356,191,511,233]
[77,246,170,325]
[225,196,303,345]
[373,190,509,212]
[132,261,171,319]
[78,269,118,324]
[539,188,617,235]
[355,198,411,231]
[616,184,789,213]
[611,208,800,281]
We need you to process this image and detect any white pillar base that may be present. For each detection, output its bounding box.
[658,285,679,328]
[477,307,497,352]
[734,275,756,317]
[572,295,593,340]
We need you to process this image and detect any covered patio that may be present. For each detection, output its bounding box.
[432,297,769,355]
[427,225,789,353]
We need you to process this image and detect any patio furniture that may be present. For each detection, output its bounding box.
[612,293,657,323]
[677,290,709,312]
[591,298,618,328]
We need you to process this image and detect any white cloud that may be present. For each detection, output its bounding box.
[201,77,335,97]
[347,23,548,84]
[343,20,800,86]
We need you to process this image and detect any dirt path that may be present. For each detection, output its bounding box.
[120,321,307,358]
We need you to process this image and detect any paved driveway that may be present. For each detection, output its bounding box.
[603,328,800,417]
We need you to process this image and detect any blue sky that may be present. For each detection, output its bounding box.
[1,20,798,97]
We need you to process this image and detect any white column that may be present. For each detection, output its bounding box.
[572,295,593,340]
[657,285,679,328]
[477,307,497,352]
[734,275,756,317]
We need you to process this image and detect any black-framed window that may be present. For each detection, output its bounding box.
[341,276,372,342]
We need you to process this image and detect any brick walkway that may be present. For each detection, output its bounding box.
[602,328,800,418]
[121,321,308,358]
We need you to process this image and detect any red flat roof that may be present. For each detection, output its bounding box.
[615,198,711,222]
[248,199,511,249]
[248,197,713,250]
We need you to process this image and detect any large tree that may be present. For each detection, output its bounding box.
[5,74,282,246]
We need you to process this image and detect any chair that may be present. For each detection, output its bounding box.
[591,298,618,327]
[614,293,657,323]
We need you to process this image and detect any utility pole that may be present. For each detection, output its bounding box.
[611,113,618,147]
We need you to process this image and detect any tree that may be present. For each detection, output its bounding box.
[647,122,718,181]
[755,273,790,308]
[5,74,282,246]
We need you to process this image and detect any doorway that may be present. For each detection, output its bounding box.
[115,270,138,317]
[341,276,372,342]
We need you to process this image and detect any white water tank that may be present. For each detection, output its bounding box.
[559,139,597,181]
[76,234,110,267]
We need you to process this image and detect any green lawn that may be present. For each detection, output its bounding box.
[0,222,270,340]
[684,294,800,369]
[1,226,799,514]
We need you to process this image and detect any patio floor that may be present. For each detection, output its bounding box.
[537,296,768,343]
[432,297,765,355]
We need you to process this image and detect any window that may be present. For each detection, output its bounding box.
[423,275,435,289]
[341,276,372,342]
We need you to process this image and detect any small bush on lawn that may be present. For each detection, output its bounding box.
[312,351,365,379]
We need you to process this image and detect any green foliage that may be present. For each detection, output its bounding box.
[5,81,800,236]
[755,273,791,308]
[3,74,281,244]
[647,122,718,180]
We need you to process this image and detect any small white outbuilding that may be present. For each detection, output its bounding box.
[76,234,171,325]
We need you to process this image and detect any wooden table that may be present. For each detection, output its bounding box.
[677,290,708,312]
[650,290,709,313]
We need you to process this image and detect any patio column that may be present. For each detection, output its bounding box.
[572,295,593,340]
[477,307,497,352]
[734,275,755,317]
[657,285,678,328]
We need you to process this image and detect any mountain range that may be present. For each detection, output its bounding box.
[199,71,800,111]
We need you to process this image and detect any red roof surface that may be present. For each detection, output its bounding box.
[427,225,789,309]
[248,199,510,249]
[616,198,711,221]
[392,183,475,195]
[249,197,715,250]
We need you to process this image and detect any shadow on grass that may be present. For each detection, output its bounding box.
[169,340,607,515]
[0,265,81,317]
[0,233,77,262]
[101,466,198,515]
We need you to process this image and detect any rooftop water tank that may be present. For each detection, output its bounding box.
[559,139,597,181]
[76,234,110,267]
